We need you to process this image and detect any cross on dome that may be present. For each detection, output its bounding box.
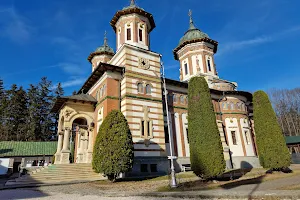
[104,30,108,46]
[188,9,196,30]
[130,0,135,6]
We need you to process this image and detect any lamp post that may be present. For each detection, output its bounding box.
[161,59,177,188]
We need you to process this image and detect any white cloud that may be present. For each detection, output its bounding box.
[218,25,300,55]
[60,78,86,88]
[52,77,86,90]
[0,6,34,43]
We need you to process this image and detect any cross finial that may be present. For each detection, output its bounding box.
[130,0,135,6]
[188,9,196,29]
[104,31,107,46]
[188,9,193,23]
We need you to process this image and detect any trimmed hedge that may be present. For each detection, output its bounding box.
[253,90,290,169]
[92,110,134,181]
[188,77,225,179]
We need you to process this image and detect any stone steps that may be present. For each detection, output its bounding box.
[5,163,106,187]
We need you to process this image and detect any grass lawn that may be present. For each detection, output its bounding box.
[88,168,300,193]
[157,168,300,192]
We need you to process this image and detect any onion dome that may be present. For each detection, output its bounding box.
[88,31,115,63]
[110,0,155,32]
[178,14,209,45]
[173,10,218,60]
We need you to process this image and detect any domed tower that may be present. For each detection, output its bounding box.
[110,0,155,51]
[88,32,115,72]
[173,10,218,82]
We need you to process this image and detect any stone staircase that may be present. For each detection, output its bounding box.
[5,163,106,187]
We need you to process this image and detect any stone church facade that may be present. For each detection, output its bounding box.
[52,1,260,175]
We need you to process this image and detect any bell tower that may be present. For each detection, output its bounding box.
[87,31,115,72]
[110,0,155,51]
[173,10,218,82]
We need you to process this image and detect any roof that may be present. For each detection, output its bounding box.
[87,33,115,63]
[165,78,253,101]
[0,141,57,157]
[110,3,156,32]
[79,62,124,94]
[173,14,218,60]
[285,136,300,144]
[51,94,97,113]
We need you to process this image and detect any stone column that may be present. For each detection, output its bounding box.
[87,131,93,152]
[62,128,71,151]
[86,128,94,163]
[54,131,64,164]
[77,129,84,163]
[57,132,64,153]
[60,127,71,164]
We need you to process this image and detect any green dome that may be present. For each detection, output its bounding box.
[178,13,209,46]
[94,33,114,55]
[95,44,114,54]
[179,28,209,45]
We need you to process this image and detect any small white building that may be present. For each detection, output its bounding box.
[0,141,57,175]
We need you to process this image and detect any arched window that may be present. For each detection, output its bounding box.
[241,103,245,111]
[137,83,143,93]
[180,95,185,104]
[145,84,151,94]
[236,102,241,110]
[207,57,212,72]
[96,91,99,101]
[100,87,103,98]
[229,102,234,110]
[173,94,177,103]
[222,102,228,110]
[103,84,106,96]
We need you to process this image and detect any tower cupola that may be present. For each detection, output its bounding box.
[173,10,219,82]
[110,0,156,51]
[88,31,115,72]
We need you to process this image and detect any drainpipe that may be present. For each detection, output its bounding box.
[217,91,233,169]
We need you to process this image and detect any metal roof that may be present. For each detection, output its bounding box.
[0,142,57,157]
[51,94,97,113]
[285,136,300,144]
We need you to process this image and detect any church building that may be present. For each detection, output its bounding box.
[52,1,260,175]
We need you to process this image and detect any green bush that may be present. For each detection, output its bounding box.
[253,90,290,169]
[92,110,134,181]
[188,77,225,179]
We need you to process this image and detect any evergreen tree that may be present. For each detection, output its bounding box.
[92,110,134,181]
[26,84,39,141]
[188,77,225,179]
[72,90,77,95]
[0,79,7,140]
[53,82,64,138]
[253,90,291,169]
[15,87,28,141]
[55,82,64,97]
[4,85,28,140]
[38,77,54,140]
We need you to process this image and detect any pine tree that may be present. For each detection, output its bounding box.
[38,77,54,140]
[188,77,225,179]
[53,82,64,138]
[55,82,64,97]
[253,90,291,169]
[92,110,134,181]
[0,78,7,140]
[26,84,39,141]
[5,85,28,141]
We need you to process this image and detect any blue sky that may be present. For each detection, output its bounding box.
[0,0,299,95]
